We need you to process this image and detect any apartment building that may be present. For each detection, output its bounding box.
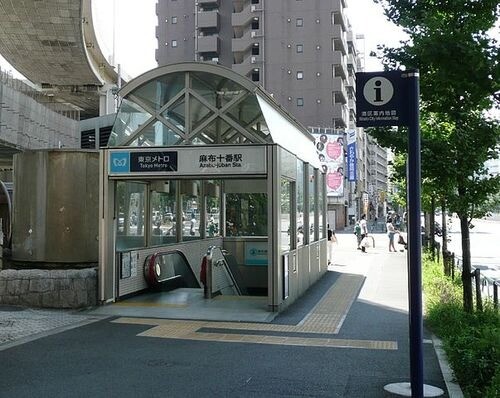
[156,0,386,227]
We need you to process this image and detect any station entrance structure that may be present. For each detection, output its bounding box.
[99,62,327,312]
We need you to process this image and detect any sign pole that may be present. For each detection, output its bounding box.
[356,69,444,397]
[405,69,424,397]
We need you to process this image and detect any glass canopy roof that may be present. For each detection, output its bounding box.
[109,62,321,168]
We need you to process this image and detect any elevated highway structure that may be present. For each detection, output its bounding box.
[0,0,121,167]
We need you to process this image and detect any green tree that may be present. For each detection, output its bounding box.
[370,0,500,312]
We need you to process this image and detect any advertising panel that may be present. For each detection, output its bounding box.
[313,133,344,197]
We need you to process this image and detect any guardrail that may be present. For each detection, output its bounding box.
[451,253,499,310]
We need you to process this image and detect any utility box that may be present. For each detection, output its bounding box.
[12,150,99,264]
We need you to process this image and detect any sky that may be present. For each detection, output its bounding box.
[0,0,405,80]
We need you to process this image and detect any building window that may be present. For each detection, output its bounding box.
[172,40,178,47]
[252,18,259,30]
[251,0,259,4]
[296,18,303,27]
[297,71,303,80]
[172,16,177,24]
[252,44,260,55]
[296,44,303,53]
[297,98,304,106]
[251,69,260,81]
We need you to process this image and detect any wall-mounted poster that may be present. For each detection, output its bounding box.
[313,133,345,197]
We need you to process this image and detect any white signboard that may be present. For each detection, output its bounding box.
[109,145,267,177]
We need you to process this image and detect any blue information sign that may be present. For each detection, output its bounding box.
[356,71,409,127]
[347,142,356,182]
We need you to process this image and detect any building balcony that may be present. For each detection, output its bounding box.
[232,29,253,52]
[333,103,348,128]
[232,2,262,27]
[331,1,347,31]
[348,98,356,115]
[196,35,220,54]
[332,76,347,104]
[197,11,220,30]
[347,53,358,73]
[332,25,347,55]
[346,73,355,89]
[332,51,348,79]
[232,63,253,78]
[233,52,263,68]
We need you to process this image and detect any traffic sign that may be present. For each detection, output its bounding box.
[355,71,409,127]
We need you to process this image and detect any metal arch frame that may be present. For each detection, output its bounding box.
[116,62,308,138]
[116,68,269,147]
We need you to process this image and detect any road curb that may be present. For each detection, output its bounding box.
[432,335,464,398]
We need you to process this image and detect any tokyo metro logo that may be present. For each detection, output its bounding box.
[110,152,130,173]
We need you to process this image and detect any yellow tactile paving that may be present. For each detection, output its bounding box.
[112,272,397,350]
[134,323,397,350]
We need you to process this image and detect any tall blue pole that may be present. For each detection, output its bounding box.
[406,70,423,397]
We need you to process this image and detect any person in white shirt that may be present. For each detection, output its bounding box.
[327,224,337,265]
[359,214,368,252]
[386,217,398,252]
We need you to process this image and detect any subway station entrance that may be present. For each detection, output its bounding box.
[98,63,327,318]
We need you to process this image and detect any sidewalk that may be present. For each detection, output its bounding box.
[329,231,459,397]
[0,233,459,397]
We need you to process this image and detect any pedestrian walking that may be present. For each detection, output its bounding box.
[386,217,398,252]
[354,221,362,249]
[359,214,368,252]
[327,224,337,265]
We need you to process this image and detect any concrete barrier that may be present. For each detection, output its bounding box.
[0,268,96,308]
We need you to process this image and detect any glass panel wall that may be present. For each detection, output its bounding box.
[116,181,147,250]
[296,161,305,246]
[308,165,317,242]
[109,99,152,146]
[280,178,292,252]
[205,180,221,237]
[225,193,267,236]
[319,173,326,238]
[150,181,177,246]
[182,181,201,240]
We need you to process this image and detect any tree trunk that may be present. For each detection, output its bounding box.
[459,213,473,312]
[441,201,449,275]
[430,197,436,260]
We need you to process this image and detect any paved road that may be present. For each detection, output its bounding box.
[442,216,500,282]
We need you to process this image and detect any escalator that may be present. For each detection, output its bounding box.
[143,246,250,298]
[144,250,200,291]
[203,246,248,297]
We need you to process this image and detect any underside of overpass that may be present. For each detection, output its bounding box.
[0,0,121,168]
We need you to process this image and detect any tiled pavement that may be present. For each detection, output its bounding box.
[112,273,397,350]
[0,306,101,349]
